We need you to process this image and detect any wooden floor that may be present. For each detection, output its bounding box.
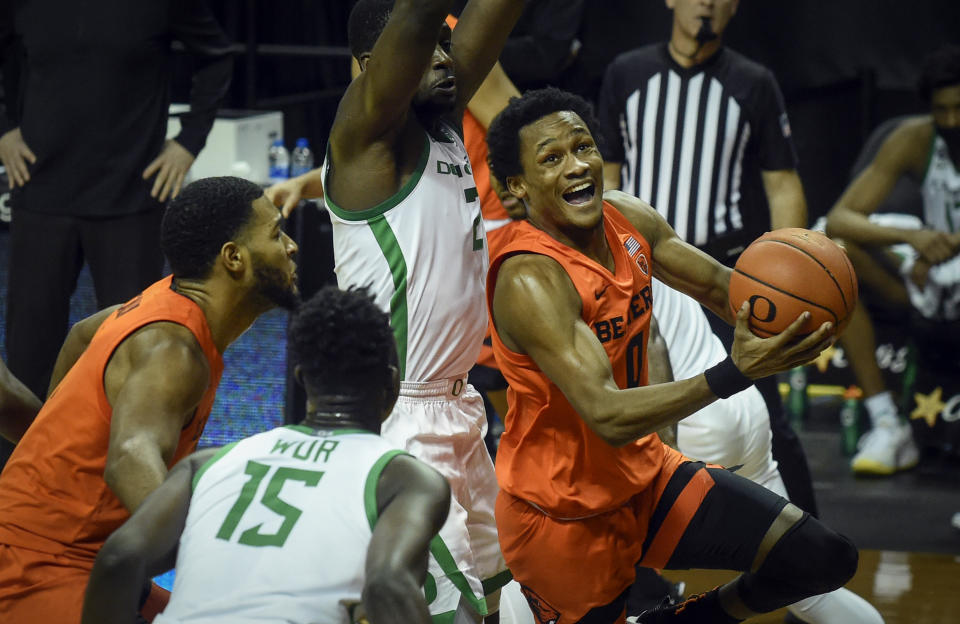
[666,549,960,623]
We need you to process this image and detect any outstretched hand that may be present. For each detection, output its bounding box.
[143,139,195,202]
[730,302,835,380]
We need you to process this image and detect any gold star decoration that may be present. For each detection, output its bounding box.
[813,344,837,373]
[910,387,946,427]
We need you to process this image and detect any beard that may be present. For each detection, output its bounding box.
[253,260,300,311]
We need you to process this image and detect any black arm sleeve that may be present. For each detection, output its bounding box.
[753,69,798,171]
[499,0,584,85]
[169,0,234,156]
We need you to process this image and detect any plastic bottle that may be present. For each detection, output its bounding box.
[840,385,863,456]
[290,137,314,177]
[785,365,808,431]
[268,137,290,184]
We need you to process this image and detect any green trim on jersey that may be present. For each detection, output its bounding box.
[282,425,374,437]
[192,441,239,491]
[481,569,514,596]
[431,611,456,624]
[362,449,411,530]
[324,135,431,222]
[367,218,410,379]
[428,535,490,616]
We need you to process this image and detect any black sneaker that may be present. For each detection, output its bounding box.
[632,589,739,624]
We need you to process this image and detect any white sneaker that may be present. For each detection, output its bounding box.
[951,512,960,531]
[851,423,919,475]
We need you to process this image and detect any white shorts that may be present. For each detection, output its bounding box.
[676,385,780,487]
[381,375,508,621]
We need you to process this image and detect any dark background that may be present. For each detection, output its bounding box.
[184,0,960,227]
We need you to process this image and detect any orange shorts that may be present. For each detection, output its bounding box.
[496,447,719,623]
[0,544,92,624]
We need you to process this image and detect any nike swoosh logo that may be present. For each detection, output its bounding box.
[594,284,610,300]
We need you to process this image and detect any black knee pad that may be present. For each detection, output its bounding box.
[757,514,859,595]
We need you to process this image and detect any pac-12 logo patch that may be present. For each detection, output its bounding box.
[636,252,649,275]
[520,584,561,624]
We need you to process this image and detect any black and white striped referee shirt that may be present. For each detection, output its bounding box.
[598,44,798,263]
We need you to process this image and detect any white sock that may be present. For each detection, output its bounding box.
[864,391,899,429]
[788,587,884,624]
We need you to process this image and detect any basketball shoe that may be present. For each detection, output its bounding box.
[850,422,919,475]
[630,589,741,623]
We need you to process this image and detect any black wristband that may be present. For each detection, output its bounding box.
[704,356,752,399]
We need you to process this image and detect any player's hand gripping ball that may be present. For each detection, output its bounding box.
[729,228,858,338]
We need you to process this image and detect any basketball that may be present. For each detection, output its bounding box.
[728,228,858,338]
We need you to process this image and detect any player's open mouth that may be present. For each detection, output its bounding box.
[434,77,457,95]
[562,182,595,205]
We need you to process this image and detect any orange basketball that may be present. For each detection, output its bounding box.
[728,228,858,338]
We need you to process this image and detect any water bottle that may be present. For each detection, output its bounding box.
[268,138,290,184]
[840,385,863,456]
[785,366,808,431]
[290,138,315,177]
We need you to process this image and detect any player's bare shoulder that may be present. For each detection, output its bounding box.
[884,115,936,178]
[602,189,661,240]
[104,322,211,402]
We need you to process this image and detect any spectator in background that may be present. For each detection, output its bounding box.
[826,45,960,476]
[596,0,819,525]
[0,1,234,424]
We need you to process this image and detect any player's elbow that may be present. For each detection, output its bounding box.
[95,529,147,580]
[585,407,643,447]
[362,568,424,618]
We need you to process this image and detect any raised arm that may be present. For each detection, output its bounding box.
[0,359,41,443]
[104,323,211,512]
[82,449,215,624]
[492,252,832,447]
[363,454,450,624]
[826,118,955,263]
[450,0,525,110]
[333,0,452,149]
[606,190,734,323]
[466,61,521,130]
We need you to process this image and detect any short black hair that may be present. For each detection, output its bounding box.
[289,286,397,395]
[161,177,264,280]
[486,87,602,187]
[348,0,394,60]
[919,44,960,102]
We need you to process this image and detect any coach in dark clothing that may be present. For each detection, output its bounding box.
[0,0,232,409]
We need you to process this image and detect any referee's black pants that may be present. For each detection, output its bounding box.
[3,207,164,465]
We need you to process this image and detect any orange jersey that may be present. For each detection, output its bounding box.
[0,276,223,562]
[463,109,508,223]
[487,203,664,518]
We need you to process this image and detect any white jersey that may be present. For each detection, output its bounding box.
[651,278,726,377]
[921,132,960,234]
[324,122,489,382]
[155,426,405,624]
